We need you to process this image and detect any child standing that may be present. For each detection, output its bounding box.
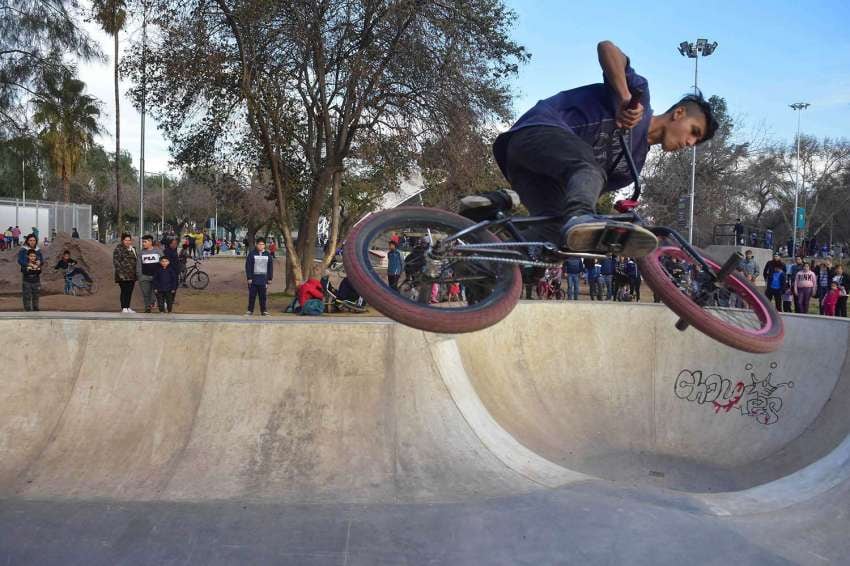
[21,248,42,311]
[245,237,273,316]
[152,256,178,313]
[781,284,794,313]
[822,281,841,317]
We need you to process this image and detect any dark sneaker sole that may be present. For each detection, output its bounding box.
[564,222,658,257]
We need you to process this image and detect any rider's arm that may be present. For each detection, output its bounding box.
[598,40,643,128]
[597,41,630,101]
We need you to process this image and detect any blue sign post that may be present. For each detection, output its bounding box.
[796,207,806,230]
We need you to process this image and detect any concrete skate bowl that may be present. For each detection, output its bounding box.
[1,304,849,519]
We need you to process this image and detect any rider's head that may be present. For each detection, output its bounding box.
[655,92,718,152]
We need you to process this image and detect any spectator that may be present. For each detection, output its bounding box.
[387,240,403,291]
[202,237,212,259]
[563,257,583,300]
[12,225,21,246]
[163,238,181,282]
[814,259,834,314]
[137,235,162,313]
[734,219,744,245]
[765,230,773,250]
[20,248,42,311]
[71,227,80,239]
[268,239,277,258]
[739,250,759,283]
[4,227,12,248]
[763,253,784,281]
[786,238,794,259]
[794,262,816,314]
[625,257,641,302]
[787,256,803,312]
[54,250,92,293]
[764,264,786,311]
[612,256,629,301]
[113,233,138,314]
[295,265,324,314]
[152,256,178,313]
[600,255,616,300]
[781,284,794,313]
[833,265,848,318]
[584,259,602,301]
[822,281,841,317]
[245,237,273,316]
[32,226,39,241]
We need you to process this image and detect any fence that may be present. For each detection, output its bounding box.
[0,199,92,240]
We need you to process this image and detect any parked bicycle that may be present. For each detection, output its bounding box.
[179,258,210,290]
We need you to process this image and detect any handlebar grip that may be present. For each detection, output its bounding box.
[626,88,644,110]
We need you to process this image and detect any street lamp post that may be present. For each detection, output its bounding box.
[677,38,717,245]
[789,102,810,258]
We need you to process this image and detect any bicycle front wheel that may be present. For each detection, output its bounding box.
[639,246,783,353]
[189,270,210,290]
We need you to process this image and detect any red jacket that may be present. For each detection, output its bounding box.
[297,278,324,306]
[823,288,840,315]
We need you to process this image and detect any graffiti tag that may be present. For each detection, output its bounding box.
[673,363,793,426]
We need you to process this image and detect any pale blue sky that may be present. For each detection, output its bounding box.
[505,0,850,144]
[80,0,850,174]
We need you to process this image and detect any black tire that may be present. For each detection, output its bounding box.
[343,207,521,333]
[639,246,784,353]
[189,270,210,290]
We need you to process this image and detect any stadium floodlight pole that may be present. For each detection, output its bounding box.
[677,39,717,244]
[138,2,149,243]
[789,102,810,258]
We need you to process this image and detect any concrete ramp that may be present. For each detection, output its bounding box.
[2,305,849,513]
[2,306,850,564]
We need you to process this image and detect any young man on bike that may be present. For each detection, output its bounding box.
[487,40,718,257]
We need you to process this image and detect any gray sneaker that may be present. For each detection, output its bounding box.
[561,214,658,257]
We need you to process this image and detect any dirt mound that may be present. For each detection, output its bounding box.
[0,234,114,296]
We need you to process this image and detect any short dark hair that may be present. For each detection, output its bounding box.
[121,232,132,240]
[27,249,37,256]
[665,91,718,143]
[256,237,266,244]
[142,234,153,242]
[160,255,169,261]
[63,250,70,255]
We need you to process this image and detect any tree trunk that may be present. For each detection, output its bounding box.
[62,159,69,203]
[114,27,122,235]
[322,170,342,265]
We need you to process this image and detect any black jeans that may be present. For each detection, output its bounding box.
[248,284,267,312]
[118,280,135,309]
[388,273,400,291]
[22,280,40,311]
[156,290,175,312]
[503,126,607,242]
[629,278,641,302]
[765,288,783,311]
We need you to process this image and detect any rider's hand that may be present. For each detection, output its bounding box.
[615,96,644,129]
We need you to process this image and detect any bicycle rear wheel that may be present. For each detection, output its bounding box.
[639,246,783,353]
[343,207,521,333]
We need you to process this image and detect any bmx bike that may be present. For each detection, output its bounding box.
[342,96,783,354]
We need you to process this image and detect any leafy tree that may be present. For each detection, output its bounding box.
[32,74,102,202]
[90,0,127,232]
[0,0,101,135]
[123,0,528,287]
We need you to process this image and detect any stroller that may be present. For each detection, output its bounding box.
[322,276,368,313]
